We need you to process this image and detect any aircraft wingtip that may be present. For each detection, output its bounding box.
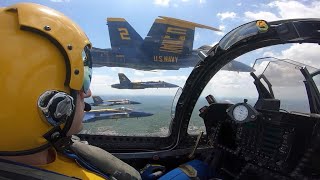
[158,16,221,32]
[106,17,126,22]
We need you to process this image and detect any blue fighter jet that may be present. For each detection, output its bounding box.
[83,107,153,123]
[91,16,253,71]
[111,73,179,89]
[90,96,141,106]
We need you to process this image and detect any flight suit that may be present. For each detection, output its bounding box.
[38,149,106,180]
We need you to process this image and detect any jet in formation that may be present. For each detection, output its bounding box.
[83,107,153,123]
[90,16,253,71]
[111,73,179,89]
[90,96,141,106]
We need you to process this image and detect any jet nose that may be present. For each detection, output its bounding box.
[131,101,141,104]
[169,83,179,87]
[143,112,154,117]
[83,113,94,123]
[131,111,153,117]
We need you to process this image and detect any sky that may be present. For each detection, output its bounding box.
[2,0,320,98]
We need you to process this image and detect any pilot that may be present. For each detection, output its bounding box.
[0,3,141,180]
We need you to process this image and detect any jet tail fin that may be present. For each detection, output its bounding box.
[107,18,143,55]
[142,16,220,57]
[92,96,104,104]
[118,73,131,84]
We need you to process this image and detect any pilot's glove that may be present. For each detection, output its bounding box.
[71,135,89,144]
[140,164,166,180]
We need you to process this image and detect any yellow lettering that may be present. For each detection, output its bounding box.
[167,27,187,35]
[179,36,186,41]
[154,56,179,63]
[160,44,183,53]
[162,39,184,45]
[157,27,188,54]
[160,34,185,54]
[118,28,130,40]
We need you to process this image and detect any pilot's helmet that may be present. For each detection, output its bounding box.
[0,3,92,155]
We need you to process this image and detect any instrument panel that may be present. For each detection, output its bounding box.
[200,101,320,176]
[226,102,258,123]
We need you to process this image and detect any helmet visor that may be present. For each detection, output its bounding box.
[82,46,92,94]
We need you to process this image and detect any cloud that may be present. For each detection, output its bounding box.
[215,25,225,36]
[134,70,165,76]
[91,75,115,85]
[244,1,320,21]
[237,2,242,6]
[131,75,187,84]
[202,42,320,101]
[160,75,188,82]
[90,74,116,95]
[199,0,206,4]
[252,57,313,103]
[210,41,218,47]
[258,44,320,86]
[153,0,196,7]
[262,51,277,57]
[154,0,170,6]
[134,71,145,76]
[244,11,279,21]
[194,32,200,41]
[203,71,258,98]
[110,67,121,72]
[203,59,304,100]
[254,58,307,87]
[263,44,320,67]
[217,12,237,21]
[269,1,320,18]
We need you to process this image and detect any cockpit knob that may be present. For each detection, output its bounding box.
[206,95,216,104]
[199,106,208,113]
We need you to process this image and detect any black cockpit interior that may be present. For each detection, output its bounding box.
[77,19,320,179]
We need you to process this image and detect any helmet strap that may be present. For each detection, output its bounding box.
[39,90,77,147]
[43,126,63,145]
[61,90,78,137]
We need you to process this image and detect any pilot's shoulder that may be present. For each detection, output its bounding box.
[41,151,105,180]
[0,154,105,180]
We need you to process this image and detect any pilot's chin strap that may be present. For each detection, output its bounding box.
[52,135,142,180]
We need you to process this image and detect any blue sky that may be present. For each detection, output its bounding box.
[2,0,320,97]
[4,0,315,48]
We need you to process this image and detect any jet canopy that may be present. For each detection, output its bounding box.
[116,107,133,111]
